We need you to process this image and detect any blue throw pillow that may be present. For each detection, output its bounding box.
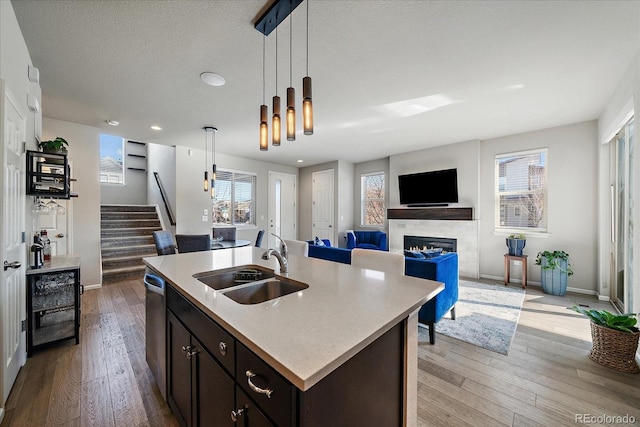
[404,250,426,259]
[421,248,443,258]
[315,236,325,247]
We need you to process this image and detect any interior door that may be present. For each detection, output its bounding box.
[312,169,334,242]
[1,82,27,408]
[268,172,296,249]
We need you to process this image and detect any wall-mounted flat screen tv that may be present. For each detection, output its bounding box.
[398,168,458,206]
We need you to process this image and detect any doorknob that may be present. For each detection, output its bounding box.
[56,233,64,238]
[4,261,21,271]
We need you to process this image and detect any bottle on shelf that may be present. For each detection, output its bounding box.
[40,230,51,262]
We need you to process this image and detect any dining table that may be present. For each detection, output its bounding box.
[210,239,252,250]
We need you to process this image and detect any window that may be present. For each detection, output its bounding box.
[213,170,256,226]
[361,172,385,226]
[495,149,547,231]
[99,134,124,184]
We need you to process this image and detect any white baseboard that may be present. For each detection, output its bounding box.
[479,274,596,295]
[83,283,102,291]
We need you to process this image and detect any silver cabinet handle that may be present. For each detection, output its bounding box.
[245,370,273,398]
[181,345,198,359]
[219,341,227,356]
[230,408,244,422]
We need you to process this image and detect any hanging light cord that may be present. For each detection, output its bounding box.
[262,35,266,104]
[275,28,278,91]
[213,129,216,164]
[204,130,208,169]
[306,0,309,75]
[289,13,293,87]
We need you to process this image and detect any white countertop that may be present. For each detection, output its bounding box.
[26,255,81,275]
[143,247,443,391]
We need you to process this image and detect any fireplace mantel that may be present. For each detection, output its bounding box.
[387,207,473,221]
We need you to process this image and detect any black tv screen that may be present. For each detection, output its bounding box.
[398,168,458,206]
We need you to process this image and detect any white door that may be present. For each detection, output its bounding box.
[1,82,27,407]
[312,169,334,242]
[268,172,296,249]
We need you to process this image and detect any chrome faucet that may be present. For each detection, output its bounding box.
[261,249,288,274]
[262,233,289,273]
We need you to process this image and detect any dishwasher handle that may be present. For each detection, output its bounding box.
[144,271,165,295]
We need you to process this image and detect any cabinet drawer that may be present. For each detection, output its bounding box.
[236,342,294,427]
[167,285,235,375]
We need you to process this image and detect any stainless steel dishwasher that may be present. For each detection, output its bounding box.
[144,268,166,400]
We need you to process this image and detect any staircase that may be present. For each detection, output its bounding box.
[100,205,162,283]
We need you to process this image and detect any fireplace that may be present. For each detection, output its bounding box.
[404,235,457,253]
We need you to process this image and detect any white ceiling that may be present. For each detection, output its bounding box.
[11,0,640,167]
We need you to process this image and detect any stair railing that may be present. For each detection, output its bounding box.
[153,172,176,226]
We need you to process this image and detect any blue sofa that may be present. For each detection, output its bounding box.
[346,230,387,251]
[307,242,458,344]
[306,239,352,264]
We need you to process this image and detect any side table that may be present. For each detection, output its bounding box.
[504,254,527,289]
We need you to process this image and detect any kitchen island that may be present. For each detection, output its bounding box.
[144,246,443,426]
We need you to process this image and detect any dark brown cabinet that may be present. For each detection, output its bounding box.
[165,284,404,427]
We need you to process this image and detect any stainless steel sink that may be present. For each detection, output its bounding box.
[222,277,309,305]
[193,265,276,290]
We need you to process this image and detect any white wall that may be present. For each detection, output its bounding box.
[42,118,102,287]
[353,158,389,231]
[174,146,298,242]
[147,143,176,233]
[101,140,148,205]
[389,140,481,211]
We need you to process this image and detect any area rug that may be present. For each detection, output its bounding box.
[420,280,525,355]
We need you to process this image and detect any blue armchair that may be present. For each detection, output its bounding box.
[405,253,458,344]
[346,230,387,251]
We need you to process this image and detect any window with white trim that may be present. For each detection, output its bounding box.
[495,149,547,231]
[99,134,124,184]
[213,170,256,226]
[361,172,385,226]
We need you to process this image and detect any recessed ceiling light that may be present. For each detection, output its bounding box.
[150,125,162,131]
[297,159,304,163]
[200,72,226,87]
[106,119,119,126]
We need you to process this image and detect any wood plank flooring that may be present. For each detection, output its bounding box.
[1,278,638,427]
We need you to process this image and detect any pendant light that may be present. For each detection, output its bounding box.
[302,0,313,135]
[286,13,296,141]
[272,28,281,146]
[203,128,209,192]
[260,35,269,151]
[211,127,217,198]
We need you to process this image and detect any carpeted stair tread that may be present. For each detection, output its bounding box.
[101,235,154,248]
[101,227,162,237]
[101,205,157,213]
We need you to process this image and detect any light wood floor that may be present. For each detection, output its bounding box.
[1,278,638,427]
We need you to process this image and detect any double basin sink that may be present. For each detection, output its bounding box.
[193,265,308,305]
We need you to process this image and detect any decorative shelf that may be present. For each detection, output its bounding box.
[127,153,146,158]
[387,207,473,221]
[127,167,146,171]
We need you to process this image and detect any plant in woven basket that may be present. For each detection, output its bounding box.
[569,306,639,373]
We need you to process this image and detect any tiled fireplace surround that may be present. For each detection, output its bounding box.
[389,219,479,278]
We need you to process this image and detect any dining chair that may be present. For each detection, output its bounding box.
[284,239,309,257]
[152,230,176,255]
[212,227,237,241]
[255,229,265,248]
[175,234,211,253]
[351,248,405,275]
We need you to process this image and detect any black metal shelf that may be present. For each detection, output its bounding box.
[26,150,70,198]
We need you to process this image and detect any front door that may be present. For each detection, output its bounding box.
[268,172,296,249]
[1,82,27,408]
[312,169,334,243]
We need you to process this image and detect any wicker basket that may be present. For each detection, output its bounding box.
[589,322,640,374]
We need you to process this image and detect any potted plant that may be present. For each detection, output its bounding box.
[38,137,68,154]
[506,233,526,256]
[535,250,573,296]
[569,306,639,373]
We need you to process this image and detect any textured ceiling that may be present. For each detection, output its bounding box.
[11,0,640,167]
